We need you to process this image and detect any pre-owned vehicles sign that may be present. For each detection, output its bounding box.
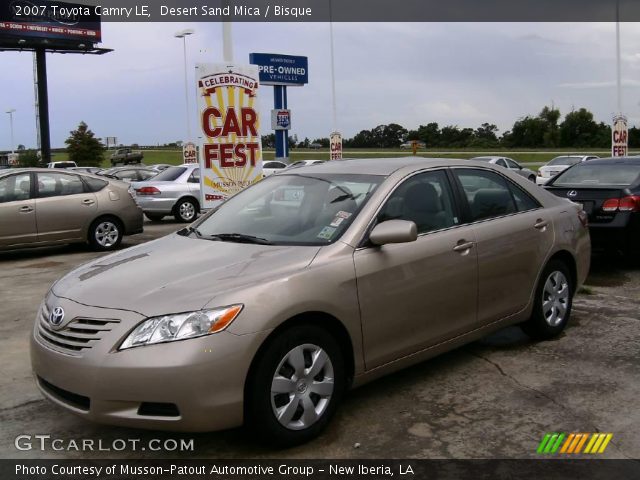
[196,63,263,209]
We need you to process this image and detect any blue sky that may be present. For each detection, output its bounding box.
[2,22,640,150]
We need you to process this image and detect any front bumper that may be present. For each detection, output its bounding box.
[30,296,270,432]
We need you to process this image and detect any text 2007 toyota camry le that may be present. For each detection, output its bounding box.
[31,158,590,445]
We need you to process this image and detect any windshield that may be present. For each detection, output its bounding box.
[552,164,640,187]
[195,173,384,245]
[547,156,581,167]
[152,166,187,181]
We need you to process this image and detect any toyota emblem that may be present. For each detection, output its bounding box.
[49,307,65,326]
[567,190,578,197]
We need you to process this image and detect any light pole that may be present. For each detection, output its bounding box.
[174,29,195,141]
[6,109,16,153]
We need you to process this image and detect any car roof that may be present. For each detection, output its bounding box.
[286,157,479,176]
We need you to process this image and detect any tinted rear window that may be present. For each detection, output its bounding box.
[553,164,640,187]
[152,167,186,181]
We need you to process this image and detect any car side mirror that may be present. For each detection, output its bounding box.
[369,220,418,246]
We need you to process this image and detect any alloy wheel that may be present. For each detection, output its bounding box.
[542,271,569,327]
[179,201,196,221]
[95,221,119,248]
[270,343,335,431]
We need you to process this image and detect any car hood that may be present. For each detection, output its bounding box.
[52,234,320,317]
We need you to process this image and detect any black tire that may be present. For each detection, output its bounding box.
[522,260,574,340]
[174,198,198,223]
[145,213,165,222]
[528,175,536,182]
[246,324,346,447]
[88,216,123,251]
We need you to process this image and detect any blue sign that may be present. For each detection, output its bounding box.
[249,53,308,86]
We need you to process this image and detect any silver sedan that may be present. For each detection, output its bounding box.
[470,156,537,182]
[131,164,200,222]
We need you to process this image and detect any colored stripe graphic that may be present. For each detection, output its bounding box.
[539,433,613,454]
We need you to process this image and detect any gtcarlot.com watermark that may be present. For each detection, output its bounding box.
[15,435,194,452]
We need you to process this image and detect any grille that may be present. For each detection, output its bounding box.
[37,303,120,356]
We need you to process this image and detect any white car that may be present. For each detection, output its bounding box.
[536,155,599,185]
[262,160,288,177]
[470,156,537,182]
[46,161,77,169]
[285,160,326,169]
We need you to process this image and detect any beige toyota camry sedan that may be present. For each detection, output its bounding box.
[31,158,590,445]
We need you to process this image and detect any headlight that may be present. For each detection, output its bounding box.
[119,304,243,350]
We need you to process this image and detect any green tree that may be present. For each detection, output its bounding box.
[64,121,105,166]
[559,108,601,148]
[261,133,275,148]
[18,149,40,167]
[471,123,499,147]
[539,106,561,147]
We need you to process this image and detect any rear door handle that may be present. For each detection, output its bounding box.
[453,241,474,252]
[82,199,95,205]
[19,205,34,213]
[534,219,549,230]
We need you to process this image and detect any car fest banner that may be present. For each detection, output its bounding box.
[611,114,628,157]
[330,131,343,160]
[196,63,263,209]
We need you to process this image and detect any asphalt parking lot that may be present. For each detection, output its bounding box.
[1,220,638,459]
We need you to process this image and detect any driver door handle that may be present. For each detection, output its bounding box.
[534,219,548,230]
[19,205,34,213]
[453,241,474,252]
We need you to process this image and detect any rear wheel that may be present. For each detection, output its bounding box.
[522,260,573,340]
[528,175,536,182]
[145,213,164,222]
[88,217,123,251]
[174,198,197,222]
[246,324,345,446]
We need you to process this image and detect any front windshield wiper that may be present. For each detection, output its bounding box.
[177,225,203,237]
[206,233,273,245]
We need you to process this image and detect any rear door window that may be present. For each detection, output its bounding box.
[454,169,517,221]
[36,172,85,198]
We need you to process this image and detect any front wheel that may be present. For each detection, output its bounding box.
[246,324,345,446]
[528,175,536,182]
[88,217,123,251]
[174,198,197,223]
[522,260,573,340]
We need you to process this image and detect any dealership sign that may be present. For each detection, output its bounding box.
[0,0,101,44]
[612,114,628,157]
[330,132,343,160]
[249,53,308,86]
[271,109,291,130]
[196,63,263,209]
